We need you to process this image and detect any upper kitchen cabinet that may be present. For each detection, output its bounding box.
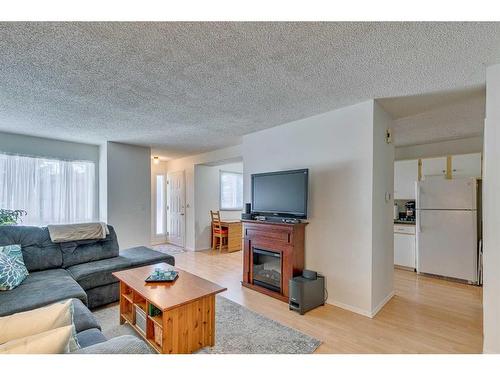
[394,159,419,199]
[421,157,447,178]
[452,153,482,178]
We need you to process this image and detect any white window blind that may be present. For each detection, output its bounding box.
[0,153,96,226]
[219,171,243,211]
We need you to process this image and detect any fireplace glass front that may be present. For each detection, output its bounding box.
[252,248,281,292]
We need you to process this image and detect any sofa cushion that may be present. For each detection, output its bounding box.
[61,226,119,268]
[85,282,120,310]
[75,335,153,354]
[120,246,175,267]
[0,269,87,317]
[71,298,101,333]
[0,299,79,353]
[67,247,175,291]
[67,256,132,290]
[75,328,107,349]
[0,226,62,272]
[0,325,74,354]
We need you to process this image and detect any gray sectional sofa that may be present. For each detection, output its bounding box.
[0,225,175,353]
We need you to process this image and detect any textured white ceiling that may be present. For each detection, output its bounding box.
[379,87,486,146]
[0,22,499,157]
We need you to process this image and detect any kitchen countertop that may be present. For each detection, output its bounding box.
[394,220,416,225]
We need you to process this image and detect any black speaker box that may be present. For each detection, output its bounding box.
[289,272,325,315]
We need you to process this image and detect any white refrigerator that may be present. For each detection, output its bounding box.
[416,177,478,283]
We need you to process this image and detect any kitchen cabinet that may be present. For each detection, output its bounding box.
[394,225,416,269]
[452,153,481,178]
[394,159,419,199]
[421,157,447,178]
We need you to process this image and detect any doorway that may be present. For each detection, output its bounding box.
[167,170,186,247]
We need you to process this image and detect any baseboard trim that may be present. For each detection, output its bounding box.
[327,299,373,318]
[194,247,212,252]
[327,290,395,319]
[371,291,395,318]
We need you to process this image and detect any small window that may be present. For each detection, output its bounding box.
[155,175,165,235]
[220,171,243,211]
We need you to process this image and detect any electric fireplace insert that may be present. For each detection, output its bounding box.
[252,248,281,292]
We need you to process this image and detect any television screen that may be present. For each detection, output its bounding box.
[251,169,308,218]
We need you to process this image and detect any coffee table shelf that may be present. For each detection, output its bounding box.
[120,311,133,324]
[113,263,226,354]
[119,291,163,352]
[134,301,147,312]
[122,292,133,303]
[148,314,163,328]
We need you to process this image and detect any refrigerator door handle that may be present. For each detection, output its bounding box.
[415,182,420,209]
[417,210,422,233]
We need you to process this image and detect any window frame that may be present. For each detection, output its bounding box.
[219,170,243,211]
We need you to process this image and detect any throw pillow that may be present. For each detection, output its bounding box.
[0,299,80,351]
[0,325,73,354]
[0,244,29,290]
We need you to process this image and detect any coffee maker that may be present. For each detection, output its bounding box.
[405,201,416,220]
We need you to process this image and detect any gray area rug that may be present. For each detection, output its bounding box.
[152,243,186,256]
[93,295,320,354]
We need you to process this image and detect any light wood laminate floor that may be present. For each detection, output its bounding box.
[172,249,483,353]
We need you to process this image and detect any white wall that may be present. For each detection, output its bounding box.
[395,136,483,160]
[242,100,393,316]
[483,64,500,353]
[105,142,151,249]
[194,162,243,250]
[98,143,108,222]
[371,101,395,313]
[165,145,242,250]
[0,131,100,219]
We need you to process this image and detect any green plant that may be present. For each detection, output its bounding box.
[0,209,27,226]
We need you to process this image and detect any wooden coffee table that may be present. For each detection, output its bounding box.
[112,263,227,354]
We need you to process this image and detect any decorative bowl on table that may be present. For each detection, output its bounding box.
[145,267,179,282]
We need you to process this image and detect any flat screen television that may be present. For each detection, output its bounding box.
[251,169,308,219]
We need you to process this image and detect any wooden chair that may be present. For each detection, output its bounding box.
[210,210,228,253]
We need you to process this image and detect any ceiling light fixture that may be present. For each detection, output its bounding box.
[153,156,160,165]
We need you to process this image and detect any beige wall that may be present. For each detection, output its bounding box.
[242,100,394,317]
[371,101,395,313]
[105,142,151,249]
[483,64,500,353]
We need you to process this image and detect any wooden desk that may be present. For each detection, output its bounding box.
[211,220,242,252]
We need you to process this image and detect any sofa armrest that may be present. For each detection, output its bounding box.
[73,335,153,354]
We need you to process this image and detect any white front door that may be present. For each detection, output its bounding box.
[167,171,186,247]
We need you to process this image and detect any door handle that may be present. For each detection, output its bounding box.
[180,213,185,216]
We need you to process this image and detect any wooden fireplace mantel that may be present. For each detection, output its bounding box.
[241,219,307,302]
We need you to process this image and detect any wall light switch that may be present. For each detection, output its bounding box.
[385,128,392,144]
